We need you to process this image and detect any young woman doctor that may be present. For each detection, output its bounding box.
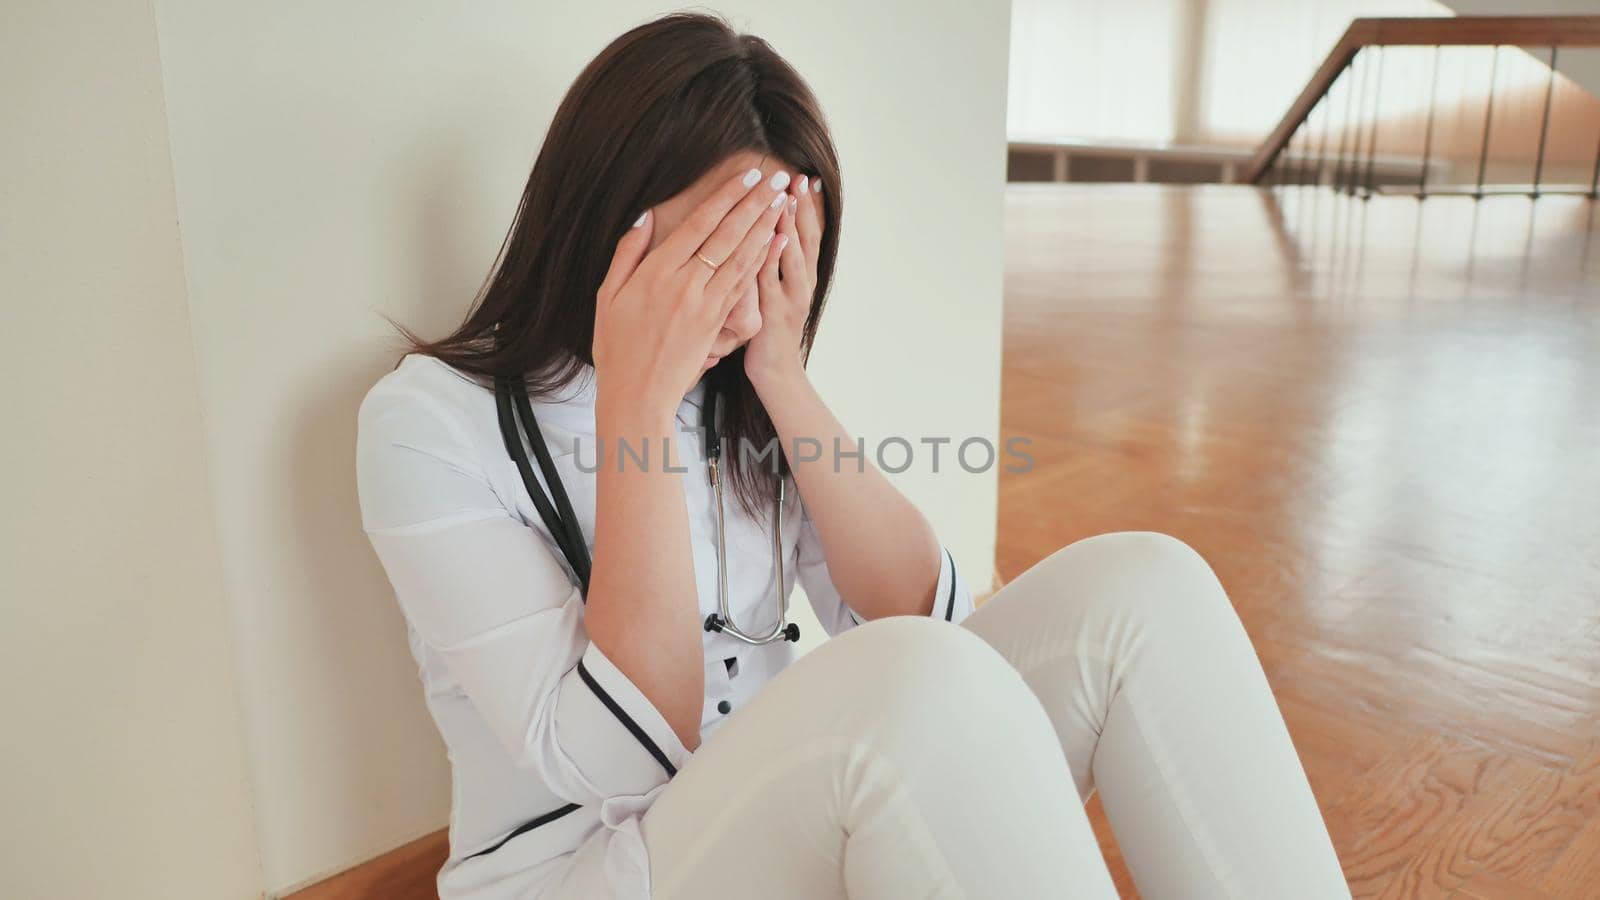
[355,12,1350,900]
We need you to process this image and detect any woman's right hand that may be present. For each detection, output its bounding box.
[592,166,791,421]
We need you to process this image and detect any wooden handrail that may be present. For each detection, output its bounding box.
[1243,15,1600,184]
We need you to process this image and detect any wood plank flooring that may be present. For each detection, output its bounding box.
[999,183,1600,898]
[285,830,447,900]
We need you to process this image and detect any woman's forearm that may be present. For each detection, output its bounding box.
[752,366,942,620]
[583,398,705,751]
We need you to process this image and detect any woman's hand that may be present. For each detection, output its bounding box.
[746,174,824,391]
[585,167,787,750]
[593,167,790,421]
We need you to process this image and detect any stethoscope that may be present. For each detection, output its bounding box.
[494,370,800,646]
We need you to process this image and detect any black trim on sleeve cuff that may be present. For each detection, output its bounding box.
[577,659,679,777]
[464,801,582,860]
[944,547,957,621]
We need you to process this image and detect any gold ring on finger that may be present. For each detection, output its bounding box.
[694,251,722,270]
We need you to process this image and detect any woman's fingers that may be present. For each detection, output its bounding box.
[795,175,823,262]
[684,170,790,285]
[655,166,762,264]
[703,198,785,313]
[597,208,655,311]
[757,198,795,295]
[659,167,777,268]
[778,197,807,284]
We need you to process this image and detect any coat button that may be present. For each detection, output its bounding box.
[717,700,732,715]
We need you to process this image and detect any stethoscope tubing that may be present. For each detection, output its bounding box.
[495,373,591,593]
[494,369,798,645]
[699,379,799,645]
[704,453,794,644]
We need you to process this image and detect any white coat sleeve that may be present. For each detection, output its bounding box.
[794,494,975,638]
[355,384,691,810]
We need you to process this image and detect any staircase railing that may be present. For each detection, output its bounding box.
[1244,15,1600,198]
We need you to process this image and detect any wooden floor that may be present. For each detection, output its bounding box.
[1000,183,1600,899]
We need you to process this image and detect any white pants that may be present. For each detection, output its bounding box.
[639,532,1351,898]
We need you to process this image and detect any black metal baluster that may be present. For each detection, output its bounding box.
[1334,52,1363,193]
[1354,47,1378,194]
[1288,119,1303,189]
[1266,116,1282,189]
[1313,84,1333,190]
[1278,125,1292,190]
[1591,129,1600,199]
[1361,46,1386,199]
[1351,47,1373,194]
[1292,119,1306,188]
[1531,45,1558,199]
[1418,45,1441,198]
[1283,120,1299,189]
[1474,45,1500,199]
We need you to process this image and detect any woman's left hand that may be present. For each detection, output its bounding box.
[745,174,824,389]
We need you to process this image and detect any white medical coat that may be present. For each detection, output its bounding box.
[355,353,975,899]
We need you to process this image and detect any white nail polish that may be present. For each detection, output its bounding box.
[777,234,790,251]
[789,196,798,214]
[743,168,763,188]
[632,210,649,228]
[813,178,822,194]
[769,171,790,191]
[798,175,809,194]
[770,192,787,209]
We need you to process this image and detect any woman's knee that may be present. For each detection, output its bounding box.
[1020,530,1238,633]
[841,615,1020,693]
[825,616,1049,742]
[1056,530,1217,584]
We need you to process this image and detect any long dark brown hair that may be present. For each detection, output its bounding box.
[385,11,842,521]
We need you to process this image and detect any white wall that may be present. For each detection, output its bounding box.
[1008,0,1451,145]
[148,1,1012,894]
[1441,0,1600,97]
[0,2,264,898]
